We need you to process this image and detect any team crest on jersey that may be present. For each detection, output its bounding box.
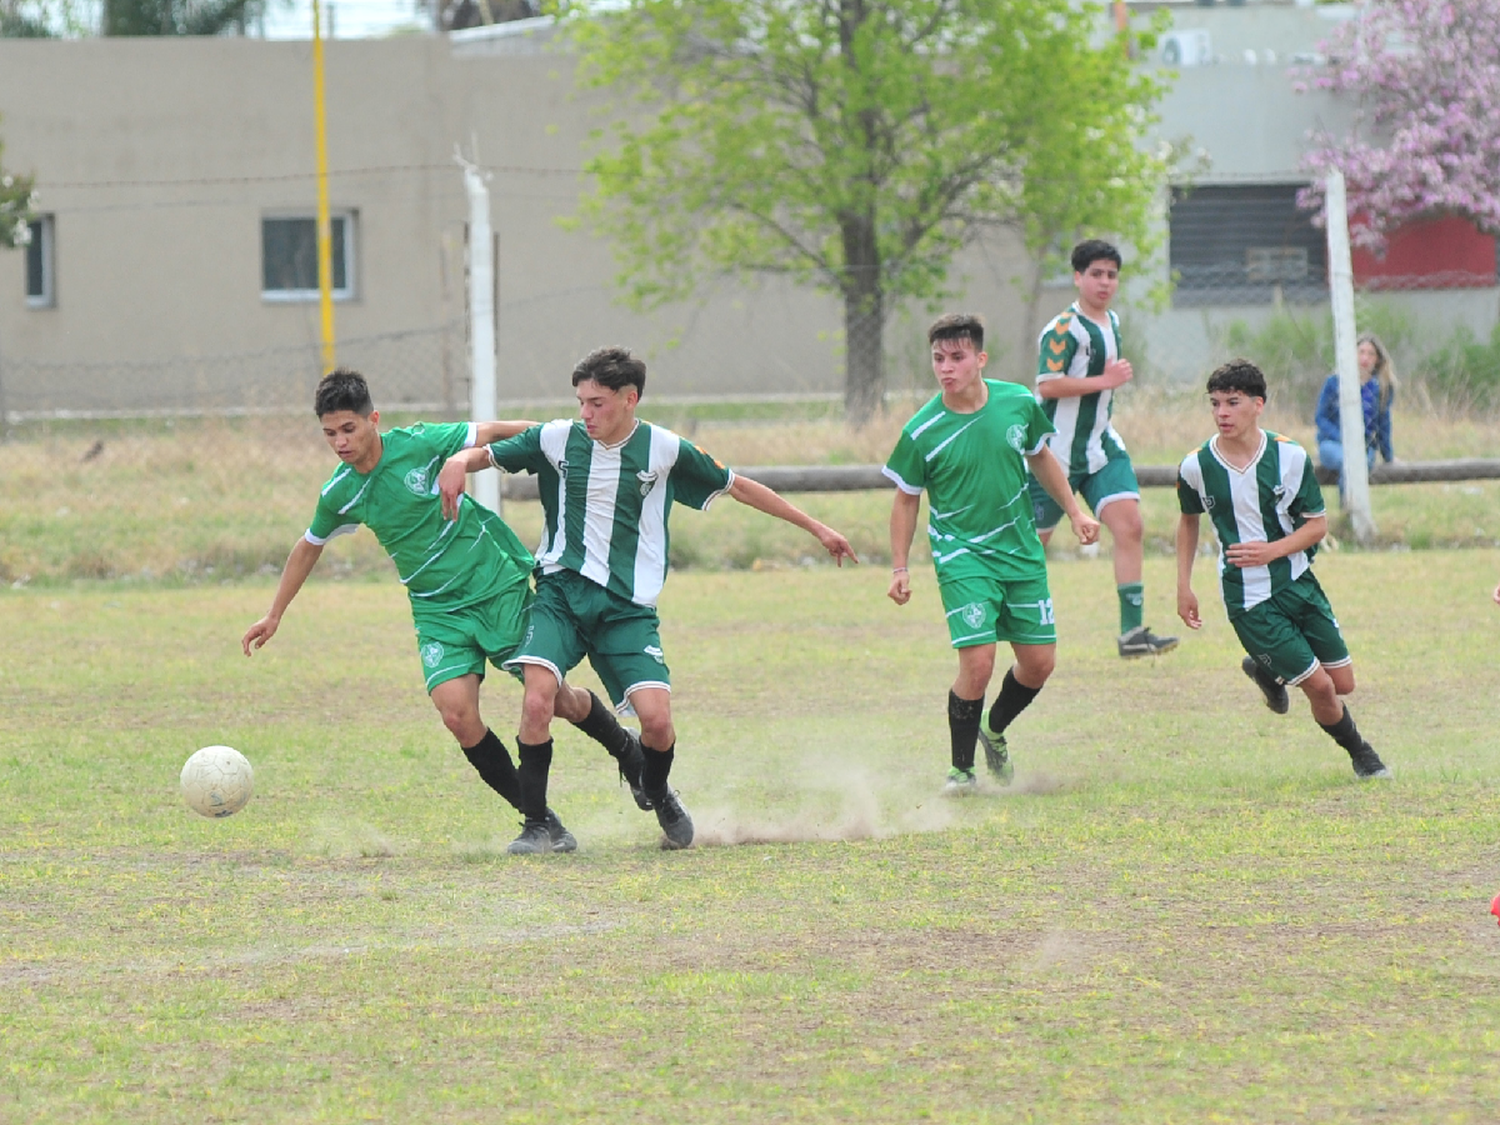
[1202,494,1216,510]
[1272,484,1287,499]
[960,602,985,629]
[1006,424,1027,453]
[404,467,432,497]
[644,644,665,665]
[420,641,444,668]
[637,469,659,497]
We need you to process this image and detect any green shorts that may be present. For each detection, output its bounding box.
[413,579,533,693]
[1028,454,1140,531]
[1231,573,1350,687]
[503,569,670,710]
[940,573,1057,648]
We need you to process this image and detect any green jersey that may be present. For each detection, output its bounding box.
[307,422,533,611]
[1035,303,1130,474]
[487,419,733,608]
[1176,430,1325,617]
[882,379,1055,584]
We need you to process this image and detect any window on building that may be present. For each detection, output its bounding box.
[25,215,54,308]
[261,212,356,301]
[1169,184,1326,307]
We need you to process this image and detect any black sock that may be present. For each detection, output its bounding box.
[988,668,1042,736]
[640,743,675,796]
[516,739,553,822]
[461,729,522,811]
[570,690,631,758]
[1318,705,1366,757]
[948,691,982,772]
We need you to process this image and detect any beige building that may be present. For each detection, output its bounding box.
[0,24,1037,418]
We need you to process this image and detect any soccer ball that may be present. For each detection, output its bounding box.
[180,745,254,818]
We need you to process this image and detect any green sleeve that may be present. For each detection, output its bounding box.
[1176,473,1205,515]
[486,424,545,473]
[410,420,474,460]
[1025,395,1056,454]
[670,439,734,511]
[883,430,926,493]
[1037,323,1078,380]
[307,482,361,542]
[1290,450,1326,518]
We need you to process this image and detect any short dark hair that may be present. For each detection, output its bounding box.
[928,313,984,353]
[1071,239,1123,274]
[572,346,647,397]
[315,368,374,418]
[1206,358,1267,400]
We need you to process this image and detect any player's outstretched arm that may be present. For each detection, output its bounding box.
[1025,446,1100,545]
[887,488,920,605]
[728,475,858,566]
[242,538,324,655]
[473,420,538,445]
[1175,513,1202,630]
[438,447,497,520]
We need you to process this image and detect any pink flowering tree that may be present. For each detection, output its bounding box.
[1298,0,1500,249]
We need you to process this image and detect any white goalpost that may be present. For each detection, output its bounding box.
[1324,170,1376,544]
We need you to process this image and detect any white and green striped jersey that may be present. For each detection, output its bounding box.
[487,419,734,608]
[307,422,534,610]
[1176,430,1326,617]
[882,379,1054,584]
[1035,303,1129,475]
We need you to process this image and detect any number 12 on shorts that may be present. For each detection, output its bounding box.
[1038,598,1055,625]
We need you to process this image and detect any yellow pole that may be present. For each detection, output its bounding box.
[312,0,336,374]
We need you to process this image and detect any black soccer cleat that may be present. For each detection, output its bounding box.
[1241,656,1290,715]
[977,723,1014,785]
[1349,742,1392,780]
[544,808,577,853]
[649,788,694,849]
[507,818,554,855]
[617,730,653,811]
[1118,626,1179,658]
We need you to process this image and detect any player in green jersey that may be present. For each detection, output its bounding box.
[885,313,1101,793]
[437,346,859,853]
[1175,358,1391,780]
[242,369,652,850]
[1029,239,1177,660]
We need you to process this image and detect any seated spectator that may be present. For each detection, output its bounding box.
[1315,333,1396,496]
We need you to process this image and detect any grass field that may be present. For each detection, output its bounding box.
[2,393,1500,584]
[3,549,1499,1122]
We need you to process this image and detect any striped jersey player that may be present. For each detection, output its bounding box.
[1175,358,1390,780]
[439,345,858,854]
[242,369,653,858]
[1026,239,1177,660]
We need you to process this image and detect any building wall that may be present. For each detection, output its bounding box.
[0,31,1034,416]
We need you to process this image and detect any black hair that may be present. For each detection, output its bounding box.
[927,312,984,353]
[314,368,374,418]
[1206,358,1268,400]
[1071,239,1123,274]
[572,346,647,397]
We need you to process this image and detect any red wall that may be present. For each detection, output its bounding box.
[1351,214,1497,289]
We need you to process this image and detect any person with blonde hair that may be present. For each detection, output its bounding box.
[1315,332,1397,495]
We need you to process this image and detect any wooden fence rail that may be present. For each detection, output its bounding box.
[499,459,1500,501]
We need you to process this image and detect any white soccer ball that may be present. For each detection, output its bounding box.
[180,745,254,818]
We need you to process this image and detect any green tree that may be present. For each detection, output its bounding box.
[565,0,1170,421]
[0,123,35,250]
[102,0,260,35]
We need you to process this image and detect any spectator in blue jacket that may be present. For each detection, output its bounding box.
[1316,333,1396,494]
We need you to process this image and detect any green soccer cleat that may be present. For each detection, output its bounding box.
[943,767,978,795]
[977,724,1013,785]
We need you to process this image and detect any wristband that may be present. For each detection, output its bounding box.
[892,566,909,574]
